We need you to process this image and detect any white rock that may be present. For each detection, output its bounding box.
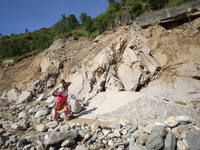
[46,121,58,128]
[34,110,48,118]
[18,112,26,118]
[36,94,49,101]
[164,116,179,128]
[17,91,32,104]
[143,124,154,134]
[114,129,121,137]
[68,99,82,114]
[45,96,56,103]
[7,89,19,101]
[176,116,192,123]
[36,124,48,132]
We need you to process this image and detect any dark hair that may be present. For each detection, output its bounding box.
[60,79,65,83]
[63,82,71,87]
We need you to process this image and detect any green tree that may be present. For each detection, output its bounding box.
[85,16,93,32]
[148,0,169,9]
[130,2,143,17]
[26,28,28,33]
[66,14,79,30]
[108,0,115,5]
[0,33,2,37]
[79,13,87,25]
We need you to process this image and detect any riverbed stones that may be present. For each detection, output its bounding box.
[0,136,6,146]
[75,145,89,150]
[69,99,82,113]
[7,89,19,101]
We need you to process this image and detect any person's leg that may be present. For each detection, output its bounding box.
[64,105,71,120]
[53,111,59,121]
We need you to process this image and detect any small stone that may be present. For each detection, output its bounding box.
[36,124,48,132]
[18,111,26,118]
[102,129,111,136]
[114,129,121,137]
[102,140,107,145]
[91,123,100,131]
[177,140,187,150]
[36,94,49,101]
[176,116,192,124]
[0,136,6,146]
[60,125,70,132]
[164,116,179,128]
[75,145,89,150]
[37,144,44,150]
[143,124,154,134]
[109,123,122,129]
[146,130,164,150]
[70,123,76,129]
[129,135,135,149]
[61,139,75,147]
[17,138,27,148]
[132,129,144,138]
[152,125,167,137]
[139,133,149,145]
[130,145,147,150]
[46,121,58,128]
[120,129,127,135]
[108,140,114,146]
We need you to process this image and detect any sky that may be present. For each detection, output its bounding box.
[0,0,120,36]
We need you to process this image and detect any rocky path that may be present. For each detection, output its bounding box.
[0,98,200,150]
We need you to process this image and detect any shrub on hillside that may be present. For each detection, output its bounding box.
[148,0,169,10]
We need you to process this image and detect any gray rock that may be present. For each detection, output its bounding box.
[60,125,70,132]
[152,125,167,137]
[34,110,48,118]
[30,147,36,150]
[139,133,149,145]
[109,123,122,129]
[186,130,200,150]
[36,124,48,132]
[132,129,144,138]
[17,91,32,104]
[17,138,27,148]
[47,77,56,88]
[177,140,187,150]
[164,133,176,150]
[75,145,89,150]
[61,139,75,147]
[46,121,58,128]
[0,136,6,146]
[146,130,164,150]
[87,134,98,145]
[143,124,154,134]
[45,130,77,146]
[94,35,103,42]
[37,144,44,150]
[130,145,147,150]
[129,135,135,149]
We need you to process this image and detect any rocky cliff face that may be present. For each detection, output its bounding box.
[1,17,200,122]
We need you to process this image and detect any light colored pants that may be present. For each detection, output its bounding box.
[53,105,71,120]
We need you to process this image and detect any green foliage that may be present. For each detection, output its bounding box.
[79,13,87,25]
[191,7,198,13]
[108,0,116,5]
[0,33,2,37]
[25,28,28,33]
[148,0,169,9]
[130,2,143,17]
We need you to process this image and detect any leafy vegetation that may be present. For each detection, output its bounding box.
[0,0,196,62]
[191,7,198,13]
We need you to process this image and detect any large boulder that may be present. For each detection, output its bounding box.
[7,88,19,101]
[17,91,32,104]
[44,130,77,146]
[68,99,82,114]
[82,91,200,121]
[36,94,49,101]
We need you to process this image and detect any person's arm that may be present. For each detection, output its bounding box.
[59,89,66,94]
[51,87,59,95]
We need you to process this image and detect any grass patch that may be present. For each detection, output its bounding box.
[0,49,44,62]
